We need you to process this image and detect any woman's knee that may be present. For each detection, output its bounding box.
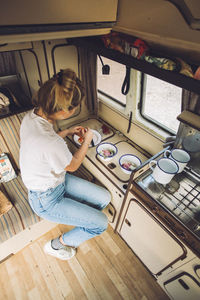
[101,189,111,210]
[106,190,111,205]
[89,212,108,235]
[101,213,108,232]
[99,212,109,233]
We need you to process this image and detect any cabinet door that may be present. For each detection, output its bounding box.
[164,272,200,300]
[120,200,185,275]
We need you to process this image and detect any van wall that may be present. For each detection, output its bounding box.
[1,38,165,156]
[13,39,81,96]
[98,101,163,156]
[19,39,165,155]
[3,39,90,124]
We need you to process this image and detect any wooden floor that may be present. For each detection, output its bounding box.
[0,224,169,300]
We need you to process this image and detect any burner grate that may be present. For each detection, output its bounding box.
[162,178,200,230]
[137,170,200,235]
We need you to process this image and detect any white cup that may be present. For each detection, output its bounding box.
[164,148,190,173]
[149,158,179,185]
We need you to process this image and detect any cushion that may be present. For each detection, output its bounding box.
[0,190,13,217]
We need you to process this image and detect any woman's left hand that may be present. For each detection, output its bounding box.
[67,126,85,136]
[58,126,85,139]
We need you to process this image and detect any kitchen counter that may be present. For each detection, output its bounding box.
[61,117,150,194]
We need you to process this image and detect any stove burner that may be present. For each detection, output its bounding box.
[142,175,180,195]
[142,175,165,194]
[137,168,200,238]
[165,180,180,194]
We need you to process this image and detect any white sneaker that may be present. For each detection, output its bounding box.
[43,240,76,260]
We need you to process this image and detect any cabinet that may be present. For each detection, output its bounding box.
[164,272,200,300]
[119,199,186,276]
[157,257,200,300]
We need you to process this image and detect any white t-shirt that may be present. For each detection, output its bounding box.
[19,109,72,191]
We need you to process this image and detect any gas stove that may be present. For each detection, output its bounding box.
[136,167,200,240]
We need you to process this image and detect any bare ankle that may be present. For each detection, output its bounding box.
[59,235,66,246]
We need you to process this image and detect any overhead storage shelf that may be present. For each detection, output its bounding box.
[0,22,115,36]
[70,37,200,95]
[0,105,33,120]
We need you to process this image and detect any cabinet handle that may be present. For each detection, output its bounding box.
[178,279,189,290]
[178,231,187,240]
[125,219,131,227]
[108,209,114,216]
[152,206,159,213]
[164,216,175,227]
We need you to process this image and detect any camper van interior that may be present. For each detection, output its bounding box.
[0,0,200,299]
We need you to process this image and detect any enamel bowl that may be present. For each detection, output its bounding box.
[96,143,118,161]
[119,154,142,174]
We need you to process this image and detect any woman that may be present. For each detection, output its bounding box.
[19,69,111,260]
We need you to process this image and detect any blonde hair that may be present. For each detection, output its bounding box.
[33,69,85,116]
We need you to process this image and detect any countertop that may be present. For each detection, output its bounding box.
[61,117,150,194]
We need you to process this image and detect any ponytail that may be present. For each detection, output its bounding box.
[33,69,85,117]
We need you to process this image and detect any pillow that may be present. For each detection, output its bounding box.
[0,91,10,114]
[0,153,17,183]
[0,190,13,217]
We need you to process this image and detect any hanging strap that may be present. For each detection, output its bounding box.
[98,55,110,74]
[121,66,130,95]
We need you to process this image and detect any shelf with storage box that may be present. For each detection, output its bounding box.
[0,74,33,120]
[70,36,200,95]
[0,104,33,120]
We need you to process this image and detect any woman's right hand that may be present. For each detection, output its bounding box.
[65,127,94,172]
[83,127,93,145]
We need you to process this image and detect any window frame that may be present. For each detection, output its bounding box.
[139,72,182,135]
[97,60,138,121]
[97,56,129,109]
[97,89,126,108]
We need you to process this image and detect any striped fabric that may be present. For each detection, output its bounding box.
[0,112,41,243]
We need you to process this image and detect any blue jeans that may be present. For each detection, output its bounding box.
[28,173,111,247]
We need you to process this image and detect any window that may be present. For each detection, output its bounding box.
[97,57,127,107]
[140,74,182,133]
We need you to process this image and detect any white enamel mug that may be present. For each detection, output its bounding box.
[164,148,190,173]
[149,158,179,185]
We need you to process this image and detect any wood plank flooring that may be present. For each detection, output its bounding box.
[0,224,169,300]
